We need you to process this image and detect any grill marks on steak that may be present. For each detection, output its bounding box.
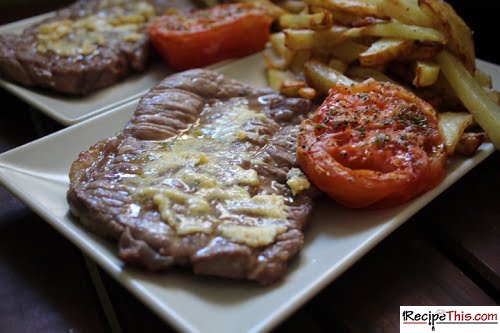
[0,0,195,95]
[67,69,317,284]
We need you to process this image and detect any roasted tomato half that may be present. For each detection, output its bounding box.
[148,4,273,70]
[298,79,447,209]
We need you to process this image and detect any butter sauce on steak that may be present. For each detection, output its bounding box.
[0,0,196,95]
[67,69,317,284]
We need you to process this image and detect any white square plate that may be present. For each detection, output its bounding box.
[0,54,497,333]
[0,8,225,126]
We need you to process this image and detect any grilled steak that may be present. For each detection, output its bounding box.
[67,69,317,284]
[0,0,195,95]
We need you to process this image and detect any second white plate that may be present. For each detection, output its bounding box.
[0,2,230,126]
[0,13,177,125]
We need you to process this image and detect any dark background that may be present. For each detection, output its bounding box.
[445,1,500,64]
[0,0,499,64]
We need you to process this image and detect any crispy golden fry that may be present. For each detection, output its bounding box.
[438,112,474,155]
[279,0,307,13]
[419,0,475,73]
[483,88,500,105]
[412,61,440,87]
[330,41,369,63]
[303,0,379,17]
[238,0,287,18]
[377,0,434,27]
[437,51,500,149]
[268,68,293,90]
[267,68,305,96]
[263,48,291,69]
[455,132,486,156]
[328,58,349,73]
[290,50,312,74]
[343,22,447,43]
[279,12,330,29]
[346,66,394,83]
[283,29,315,50]
[281,80,307,96]
[398,42,443,61]
[304,60,355,94]
[359,38,414,66]
[270,32,288,55]
[330,10,385,27]
[474,68,493,89]
[284,26,347,50]
[263,32,296,69]
[298,86,317,99]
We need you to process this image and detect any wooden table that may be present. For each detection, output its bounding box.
[0,3,499,333]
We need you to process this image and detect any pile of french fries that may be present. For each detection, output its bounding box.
[254,0,500,154]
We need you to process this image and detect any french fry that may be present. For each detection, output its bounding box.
[412,61,440,87]
[279,12,330,29]
[263,48,290,69]
[438,112,474,155]
[343,22,447,44]
[267,68,305,96]
[284,26,347,50]
[474,68,493,89]
[455,132,486,156]
[268,68,293,90]
[270,32,288,55]
[303,0,380,17]
[279,0,307,13]
[377,0,435,27]
[290,50,312,74]
[419,0,475,73]
[304,60,355,94]
[238,0,286,18]
[330,10,385,27]
[281,80,307,96]
[330,41,369,63]
[437,51,500,149]
[398,42,442,62]
[264,32,296,69]
[359,38,414,66]
[347,65,395,83]
[328,58,349,73]
[298,86,317,99]
[483,88,500,105]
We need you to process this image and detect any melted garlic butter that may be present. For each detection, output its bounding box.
[36,1,154,57]
[286,168,310,196]
[128,100,293,247]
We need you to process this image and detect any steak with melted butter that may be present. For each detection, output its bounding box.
[0,0,195,95]
[67,69,317,284]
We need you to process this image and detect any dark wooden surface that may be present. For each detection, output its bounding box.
[0,3,499,333]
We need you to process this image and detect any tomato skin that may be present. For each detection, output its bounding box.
[148,4,273,71]
[297,79,447,209]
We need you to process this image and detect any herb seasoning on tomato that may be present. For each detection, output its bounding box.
[148,4,273,70]
[298,79,447,208]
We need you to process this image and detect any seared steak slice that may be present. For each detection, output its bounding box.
[0,0,195,95]
[67,69,317,284]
